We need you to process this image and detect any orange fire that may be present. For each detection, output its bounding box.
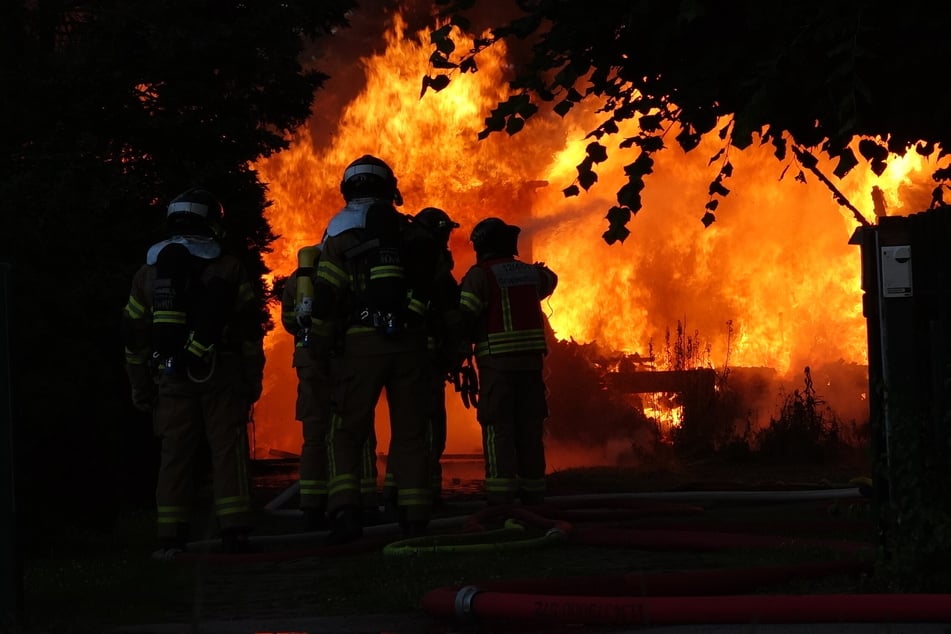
[251,11,944,463]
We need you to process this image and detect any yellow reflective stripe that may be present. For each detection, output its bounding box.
[185,337,213,357]
[299,479,327,496]
[124,347,150,364]
[459,291,481,313]
[157,505,189,523]
[311,319,334,336]
[328,474,359,497]
[518,477,546,493]
[487,329,546,343]
[500,288,513,331]
[369,265,404,280]
[153,310,186,325]
[327,413,342,476]
[216,500,251,517]
[346,325,377,334]
[124,296,146,319]
[476,329,547,357]
[316,260,348,288]
[360,478,377,495]
[397,488,432,507]
[485,425,497,476]
[407,298,426,316]
[485,478,518,493]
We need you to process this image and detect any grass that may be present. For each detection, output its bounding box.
[9,447,884,634]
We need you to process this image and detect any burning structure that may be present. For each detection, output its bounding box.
[248,5,942,468]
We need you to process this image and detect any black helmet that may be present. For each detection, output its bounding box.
[470,216,520,258]
[340,154,403,205]
[415,207,460,243]
[165,187,224,238]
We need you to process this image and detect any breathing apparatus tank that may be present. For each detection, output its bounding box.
[294,244,320,344]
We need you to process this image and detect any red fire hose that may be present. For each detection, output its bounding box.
[422,587,951,626]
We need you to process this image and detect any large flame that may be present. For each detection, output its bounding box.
[251,10,944,462]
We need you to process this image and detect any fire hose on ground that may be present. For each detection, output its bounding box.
[182,486,869,563]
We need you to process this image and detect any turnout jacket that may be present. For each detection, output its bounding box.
[122,250,265,408]
[459,257,558,370]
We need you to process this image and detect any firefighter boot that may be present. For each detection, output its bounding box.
[324,506,363,545]
[221,528,259,554]
[302,506,327,532]
[397,507,429,539]
[151,523,189,561]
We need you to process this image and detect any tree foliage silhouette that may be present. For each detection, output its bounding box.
[427,0,951,242]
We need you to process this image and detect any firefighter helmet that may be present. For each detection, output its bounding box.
[415,207,460,244]
[340,154,403,205]
[165,188,224,238]
[470,216,520,257]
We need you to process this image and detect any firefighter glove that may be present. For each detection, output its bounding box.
[126,363,157,412]
[131,386,156,412]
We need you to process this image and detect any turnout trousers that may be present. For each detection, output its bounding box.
[153,371,252,541]
[327,331,432,523]
[295,360,331,513]
[476,366,548,505]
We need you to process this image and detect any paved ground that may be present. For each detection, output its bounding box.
[109,461,951,634]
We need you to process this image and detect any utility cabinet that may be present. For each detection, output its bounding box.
[851,205,951,552]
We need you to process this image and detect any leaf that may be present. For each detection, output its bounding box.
[933,166,951,180]
[586,142,608,163]
[605,205,631,226]
[459,57,478,74]
[708,148,724,165]
[437,37,456,55]
[516,101,538,119]
[430,24,453,41]
[620,136,637,149]
[578,166,598,190]
[705,199,719,211]
[676,127,701,152]
[637,136,665,152]
[429,74,451,92]
[505,116,525,135]
[639,113,662,132]
[858,138,889,163]
[483,113,505,132]
[553,99,574,117]
[772,135,787,160]
[563,184,580,197]
[708,179,730,197]
[429,51,458,70]
[627,152,654,176]
[602,223,631,245]
[419,75,449,99]
[721,162,733,177]
[832,148,858,178]
[701,211,716,227]
[795,170,807,183]
[616,181,642,210]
